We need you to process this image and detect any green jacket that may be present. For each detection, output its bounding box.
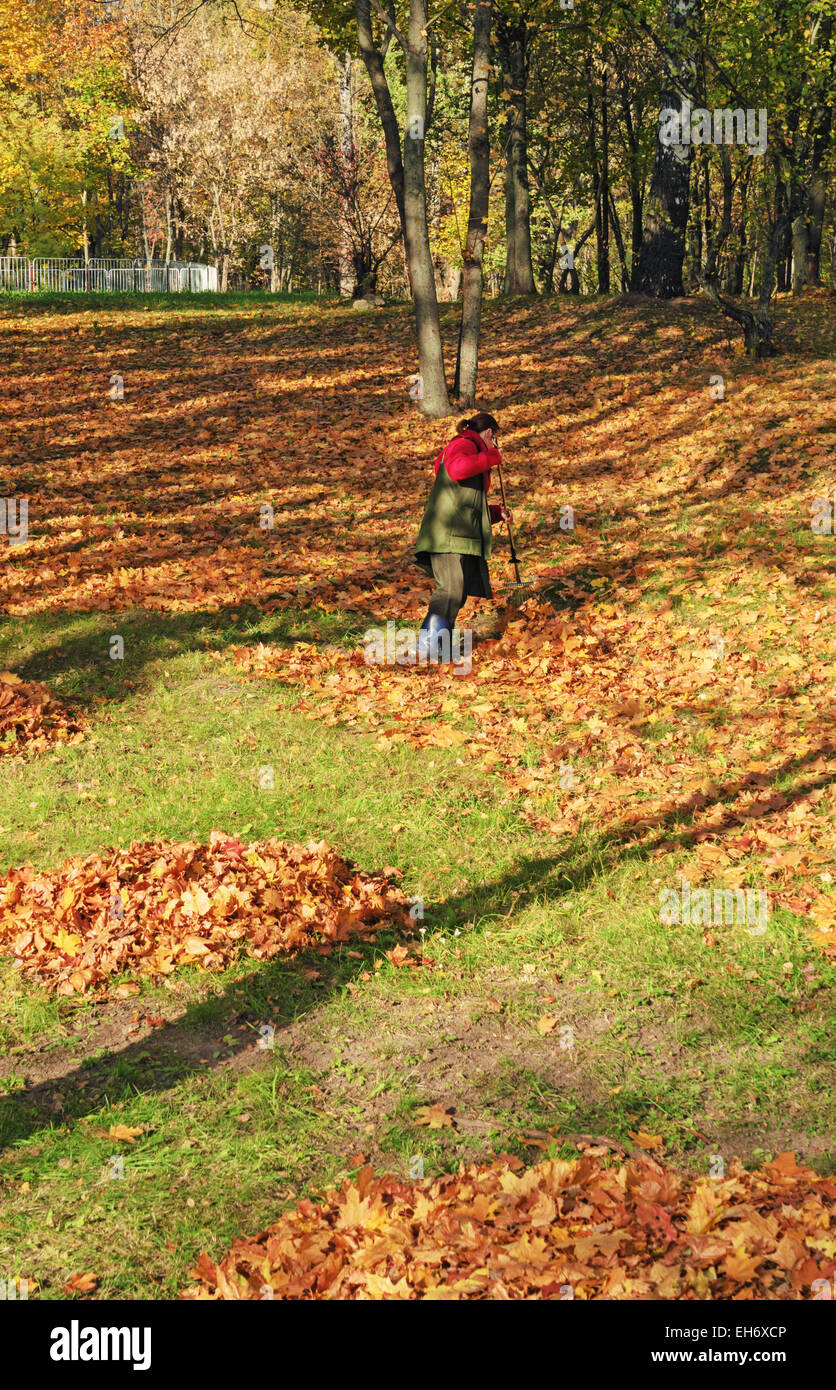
[414,449,493,577]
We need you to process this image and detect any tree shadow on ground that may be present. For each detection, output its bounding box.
[7,603,360,713]
[2,725,832,1151]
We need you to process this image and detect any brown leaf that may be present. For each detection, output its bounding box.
[414,1104,453,1129]
[63,1272,98,1295]
[628,1129,664,1151]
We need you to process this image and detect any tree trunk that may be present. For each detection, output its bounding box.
[727,162,751,295]
[355,0,450,415]
[92,190,103,257]
[775,186,790,291]
[596,62,610,294]
[607,189,629,291]
[454,0,491,406]
[338,51,356,297]
[805,170,827,285]
[403,0,450,415]
[354,0,406,236]
[81,189,89,264]
[791,210,808,295]
[497,13,535,295]
[632,0,699,297]
[543,223,559,293]
[698,165,787,359]
[615,62,645,283]
[164,187,173,265]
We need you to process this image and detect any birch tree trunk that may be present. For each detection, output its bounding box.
[454,0,491,406]
[355,0,450,415]
[338,51,356,297]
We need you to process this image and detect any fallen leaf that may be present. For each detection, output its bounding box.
[63,1272,98,1295]
[108,1124,143,1143]
[628,1129,664,1151]
[414,1104,453,1129]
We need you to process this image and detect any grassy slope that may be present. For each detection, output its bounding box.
[0,291,833,1299]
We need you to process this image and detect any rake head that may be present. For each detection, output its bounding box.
[496,578,538,607]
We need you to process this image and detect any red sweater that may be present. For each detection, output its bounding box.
[434,430,504,521]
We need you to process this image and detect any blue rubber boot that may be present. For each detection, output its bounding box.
[417,612,452,665]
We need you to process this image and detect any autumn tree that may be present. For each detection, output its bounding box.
[131,1,333,288]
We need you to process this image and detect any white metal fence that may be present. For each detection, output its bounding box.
[0,257,219,293]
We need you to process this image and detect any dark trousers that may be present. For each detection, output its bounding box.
[427,553,492,625]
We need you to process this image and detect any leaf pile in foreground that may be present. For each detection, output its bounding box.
[0,670,86,756]
[0,831,412,995]
[183,1150,835,1300]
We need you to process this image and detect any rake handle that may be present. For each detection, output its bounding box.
[495,457,523,587]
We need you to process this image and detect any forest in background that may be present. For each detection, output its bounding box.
[1,0,834,311]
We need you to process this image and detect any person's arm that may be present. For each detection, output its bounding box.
[444,437,501,483]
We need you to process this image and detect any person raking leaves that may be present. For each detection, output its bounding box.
[414,412,511,662]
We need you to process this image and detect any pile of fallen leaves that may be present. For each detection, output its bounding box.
[183,1149,836,1300]
[0,670,85,756]
[0,831,412,995]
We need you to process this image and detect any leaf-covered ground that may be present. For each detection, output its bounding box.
[235,590,836,959]
[0,290,834,1300]
[2,293,833,624]
[184,1149,835,1300]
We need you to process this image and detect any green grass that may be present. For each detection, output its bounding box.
[0,601,833,1298]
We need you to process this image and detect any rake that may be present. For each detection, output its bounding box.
[495,455,536,605]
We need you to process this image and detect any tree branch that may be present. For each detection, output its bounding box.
[369,0,407,52]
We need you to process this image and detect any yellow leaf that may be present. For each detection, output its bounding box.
[628,1129,664,1151]
[54,929,82,955]
[183,936,210,955]
[182,886,212,917]
[108,1124,143,1143]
